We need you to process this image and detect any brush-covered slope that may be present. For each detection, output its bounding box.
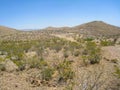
[0,26,18,36]
[72,21,120,37]
[0,21,120,41]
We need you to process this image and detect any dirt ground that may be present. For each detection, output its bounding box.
[0,45,120,90]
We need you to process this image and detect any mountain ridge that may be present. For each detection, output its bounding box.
[0,21,120,40]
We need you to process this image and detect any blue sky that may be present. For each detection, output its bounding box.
[0,0,120,29]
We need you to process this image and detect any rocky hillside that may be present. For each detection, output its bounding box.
[0,21,120,90]
[0,26,18,35]
[73,21,120,37]
[42,21,120,38]
[0,21,120,41]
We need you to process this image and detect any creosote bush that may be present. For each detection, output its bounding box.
[82,41,101,65]
[13,60,25,71]
[0,64,6,71]
[64,52,69,58]
[57,60,75,82]
[111,59,118,64]
[84,38,94,42]
[41,67,54,81]
[114,66,120,78]
[100,40,114,46]
[0,58,6,71]
[28,58,47,69]
[73,50,80,57]
[0,57,5,63]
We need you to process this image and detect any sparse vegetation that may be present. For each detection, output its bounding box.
[41,67,54,81]
[0,21,120,90]
[111,59,118,64]
[84,38,94,41]
[57,60,75,82]
[114,66,120,78]
[27,58,47,69]
[13,60,25,71]
[82,41,101,65]
[64,52,69,58]
[0,64,6,71]
[73,50,80,57]
[100,40,115,46]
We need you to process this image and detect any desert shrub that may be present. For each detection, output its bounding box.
[63,85,73,90]
[0,58,6,71]
[67,41,81,55]
[38,58,48,68]
[82,55,89,66]
[47,38,66,50]
[13,60,25,71]
[53,45,62,52]
[64,46,69,51]
[41,67,54,81]
[0,64,5,71]
[106,66,120,90]
[48,39,64,52]
[82,41,101,65]
[28,58,47,69]
[84,38,94,41]
[36,46,44,59]
[76,38,82,42]
[64,52,69,58]
[29,58,39,68]
[0,41,32,60]
[111,59,118,64]
[114,66,120,78]
[100,40,114,46]
[0,57,5,63]
[78,66,105,90]
[69,42,81,49]
[57,60,75,82]
[73,50,80,57]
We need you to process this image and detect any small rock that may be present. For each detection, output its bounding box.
[10,56,19,60]
[4,60,18,72]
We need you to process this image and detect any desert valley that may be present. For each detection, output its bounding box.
[0,21,120,90]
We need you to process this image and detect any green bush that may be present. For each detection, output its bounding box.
[84,38,94,41]
[0,57,5,63]
[0,64,6,71]
[64,52,69,58]
[82,55,89,66]
[100,40,114,46]
[57,60,75,82]
[63,85,73,90]
[82,41,101,65]
[111,59,118,64]
[13,60,25,71]
[73,50,80,57]
[41,67,54,81]
[114,66,120,78]
[28,58,47,69]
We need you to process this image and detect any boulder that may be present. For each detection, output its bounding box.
[4,60,18,72]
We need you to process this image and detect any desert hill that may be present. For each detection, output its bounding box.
[42,21,120,38]
[73,21,120,37]
[0,21,120,41]
[0,26,18,35]
[0,21,120,90]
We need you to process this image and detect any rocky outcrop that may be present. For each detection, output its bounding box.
[3,60,18,72]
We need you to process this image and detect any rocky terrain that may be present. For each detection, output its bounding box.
[0,21,120,90]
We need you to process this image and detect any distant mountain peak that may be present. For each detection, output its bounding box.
[90,21,105,23]
[82,21,108,26]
